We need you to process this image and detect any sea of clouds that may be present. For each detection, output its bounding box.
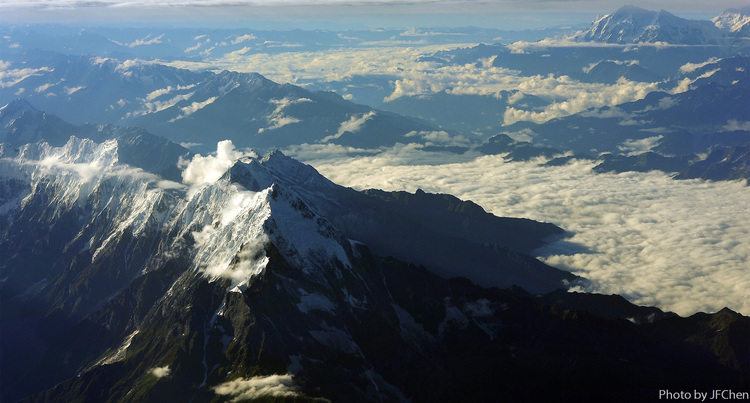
[305,150,750,317]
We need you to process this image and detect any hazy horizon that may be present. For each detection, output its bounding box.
[0,1,745,30]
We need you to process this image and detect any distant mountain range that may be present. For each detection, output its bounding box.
[0,56,467,154]
[572,5,728,45]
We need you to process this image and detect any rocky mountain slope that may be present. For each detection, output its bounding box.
[0,56,464,154]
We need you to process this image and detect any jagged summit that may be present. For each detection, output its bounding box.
[713,6,750,34]
[0,98,42,126]
[573,5,722,44]
[0,98,38,115]
[227,150,338,194]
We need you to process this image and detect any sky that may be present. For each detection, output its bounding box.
[0,1,747,29]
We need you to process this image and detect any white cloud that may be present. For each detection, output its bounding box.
[671,68,720,94]
[282,143,379,161]
[145,84,198,101]
[0,61,54,88]
[617,135,663,156]
[258,97,312,133]
[65,85,85,95]
[583,59,638,73]
[149,366,171,378]
[321,110,376,142]
[504,77,659,125]
[191,44,659,123]
[506,91,525,105]
[213,374,300,401]
[185,42,203,52]
[132,91,195,118]
[722,120,750,132]
[115,58,154,72]
[179,140,256,187]
[679,57,721,74]
[180,142,203,149]
[170,96,218,121]
[112,34,164,48]
[404,130,470,147]
[204,234,269,282]
[231,34,257,45]
[35,82,57,93]
[309,152,750,317]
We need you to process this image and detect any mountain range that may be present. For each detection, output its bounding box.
[1,109,748,401]
[2,6,750,400]
[0,55,465,154]
[572,5,727,45]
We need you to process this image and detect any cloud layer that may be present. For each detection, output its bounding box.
[308,151,750,316]
[213,373,300,400]
[164,45,664,124]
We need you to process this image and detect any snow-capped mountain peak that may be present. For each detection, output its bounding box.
[184,156,352,290]
[712,7,750,34]
[573,5,722,45]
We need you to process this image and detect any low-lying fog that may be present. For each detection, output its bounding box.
[307,150,749,316]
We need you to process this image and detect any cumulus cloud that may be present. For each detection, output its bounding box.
[179,140,256,186]
[309,152,750,317]
[149,366,171,378]
[504,77,659,125]
[213,374,300,401]
[506,91,525,105]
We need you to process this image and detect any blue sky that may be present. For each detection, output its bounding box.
[0,1,746,29]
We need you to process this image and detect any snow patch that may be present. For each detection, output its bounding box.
[297,293,335,313]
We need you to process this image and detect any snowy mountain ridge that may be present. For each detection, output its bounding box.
[573,5,724,45]
[0,135,354,309]
[712,6,750,34]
